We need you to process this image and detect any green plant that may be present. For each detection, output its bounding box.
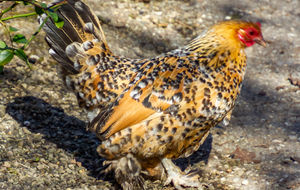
[0,0,67,73]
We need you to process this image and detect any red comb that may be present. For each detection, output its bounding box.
[256,22,261,27]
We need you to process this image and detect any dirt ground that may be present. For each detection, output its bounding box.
[0,0,300,189]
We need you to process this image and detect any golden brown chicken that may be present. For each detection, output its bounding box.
[39,0,266,189]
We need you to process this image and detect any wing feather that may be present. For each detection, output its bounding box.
[90,54,195,139]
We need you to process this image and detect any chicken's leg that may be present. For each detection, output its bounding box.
[161,158,203,190]
[103,154,145,190]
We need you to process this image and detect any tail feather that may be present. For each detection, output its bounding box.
[38,0,107,75]
[61,0,107,43]
[39,0,133,122]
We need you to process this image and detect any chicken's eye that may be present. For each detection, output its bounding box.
[249,30,254,36]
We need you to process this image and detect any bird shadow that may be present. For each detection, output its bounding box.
[5,96,212,180]
[5,97,104,176]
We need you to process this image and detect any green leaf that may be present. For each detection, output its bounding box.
[40,2,47,8]
[48,11,58,22]
[54,16,64,28]
[35,2,47,15]
[35,6,44,15]
[35,157,40,162]
[0,50,14,66]
[9,26,19,32]
[14,49,31,69]
[14,49,27,62]
[0,41,8,50]
[13,34,28,44]
[0,66,3,74]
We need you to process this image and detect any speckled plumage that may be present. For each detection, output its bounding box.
[39,0,266,189]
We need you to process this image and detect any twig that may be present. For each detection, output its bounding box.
[6,80,22,90]
[22,0,68,10]
[218,141,229,146]
[175,20,194,31]
[22,13,50,50]
[0,2,19,18]
[22,0,69,51]
[19,163,33,170]
[1,12,37,22]
[1,0,68,21]
[0,20,13,49]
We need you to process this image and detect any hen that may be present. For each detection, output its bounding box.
[39,0,266,189]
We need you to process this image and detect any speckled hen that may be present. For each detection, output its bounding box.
[39,0,266,189]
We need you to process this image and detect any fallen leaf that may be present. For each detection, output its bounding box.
[231,146,256,163]
[253,144,269,148]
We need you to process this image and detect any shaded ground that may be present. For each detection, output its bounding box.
[0,0,300,189]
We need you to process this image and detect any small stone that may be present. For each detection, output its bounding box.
[3,161,11,168]
[13,161,19,167]
[233,177,240,182]
[0,105,5,118]
[242,180,249,185]
[76,162,82,167]
[28,55,40,64]
[252,159,262,163]
[22,127,31,134]
[6,151,13,159]
[272,139,282,143]
[21,83,28,89]
[289,135,297,140]
[24,121,30,127]
[48,154,54,161]
[64,141,72,146]
[48,163,59,169]
[37,163,45,170]
[133,47,143,57]
[68,164,75,170]
[58,166,65,174]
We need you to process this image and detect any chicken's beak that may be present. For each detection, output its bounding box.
[254,36,267,47]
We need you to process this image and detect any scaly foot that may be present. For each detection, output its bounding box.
[161,158,203,190]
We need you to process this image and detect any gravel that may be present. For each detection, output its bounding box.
[1,0,300,189]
